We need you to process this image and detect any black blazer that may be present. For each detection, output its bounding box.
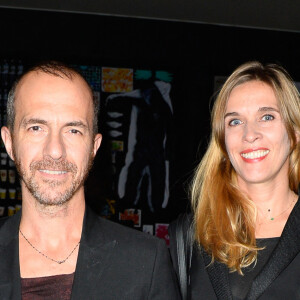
[169,197,300,300]
[0,207,180,300]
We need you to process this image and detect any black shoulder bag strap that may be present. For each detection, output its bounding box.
[175,214,193,300]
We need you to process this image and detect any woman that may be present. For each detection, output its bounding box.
[169,61,300,300]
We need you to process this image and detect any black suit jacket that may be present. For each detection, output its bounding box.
[170,197,300,300]
[0,207,180,300]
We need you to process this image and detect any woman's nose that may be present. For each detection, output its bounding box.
[243,122,262,143]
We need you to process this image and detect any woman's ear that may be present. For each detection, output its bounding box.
[0,126,14,160]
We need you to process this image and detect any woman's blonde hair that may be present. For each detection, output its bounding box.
[191,61,300,273]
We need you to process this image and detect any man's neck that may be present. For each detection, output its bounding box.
[19,193,85,243]
[19,193,85,278]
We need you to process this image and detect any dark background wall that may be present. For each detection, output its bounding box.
[1,7,300,221]
[0,0,300,32]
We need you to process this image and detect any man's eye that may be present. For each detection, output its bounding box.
[29,126,41,131]
[70,129,81,135]
[261,114,274,121]
[229,119,242,126]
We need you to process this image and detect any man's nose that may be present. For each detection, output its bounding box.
[43,132,66,160]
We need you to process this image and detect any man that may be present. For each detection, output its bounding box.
[0,62,180,299]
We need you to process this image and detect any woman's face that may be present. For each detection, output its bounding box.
[224,80,291,189]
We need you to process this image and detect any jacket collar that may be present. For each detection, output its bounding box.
[246,194,300,300]
[0,212,22,300]
[71,206,117,300]
[201,249,233,300]
[0,206,117,300]
[201,194,300,300]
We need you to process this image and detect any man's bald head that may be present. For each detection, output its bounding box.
[7,61,99,135]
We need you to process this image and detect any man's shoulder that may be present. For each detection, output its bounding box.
[0,213,20,245]
[0,214,19,228]
[95,215,162,247]
[84,207,168,260]
[0,216,10,228]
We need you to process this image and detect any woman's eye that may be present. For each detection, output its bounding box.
[229,119,242,126]
[261,114,274,121]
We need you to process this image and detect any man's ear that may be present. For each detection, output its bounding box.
[93,133,102,157]
[0,126,14,161]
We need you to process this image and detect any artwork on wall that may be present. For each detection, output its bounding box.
[100,68,174,230]
[76,65,175,236]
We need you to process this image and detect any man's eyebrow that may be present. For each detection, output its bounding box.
[65,121,88,129]
[21,119,88,129]
[21,118,47,127]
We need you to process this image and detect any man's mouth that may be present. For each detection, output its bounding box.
[39,170,67,175]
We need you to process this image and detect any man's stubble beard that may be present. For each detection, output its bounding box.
[12,142,95,207]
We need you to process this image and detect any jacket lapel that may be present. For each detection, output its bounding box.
[247,197,300,300]
[0,212,22,300]
[71,207,117,300]
[201,249,233,300]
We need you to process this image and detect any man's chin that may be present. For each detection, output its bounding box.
[34,195,71,207]
[39,178,70,188]
[37,200,69,207]
[31,187,75,207]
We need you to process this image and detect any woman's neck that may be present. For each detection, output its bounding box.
[238,181,298,238]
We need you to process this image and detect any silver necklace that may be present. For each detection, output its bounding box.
[19,229,80,264]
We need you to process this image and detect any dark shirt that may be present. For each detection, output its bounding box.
[229,237,280,300]
[21,272,74,300]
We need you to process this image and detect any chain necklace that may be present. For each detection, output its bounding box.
[259,197,297,224]
[19,229,80,264]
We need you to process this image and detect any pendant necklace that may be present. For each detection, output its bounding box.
[19,229,80,264]
[265,197,297,222]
